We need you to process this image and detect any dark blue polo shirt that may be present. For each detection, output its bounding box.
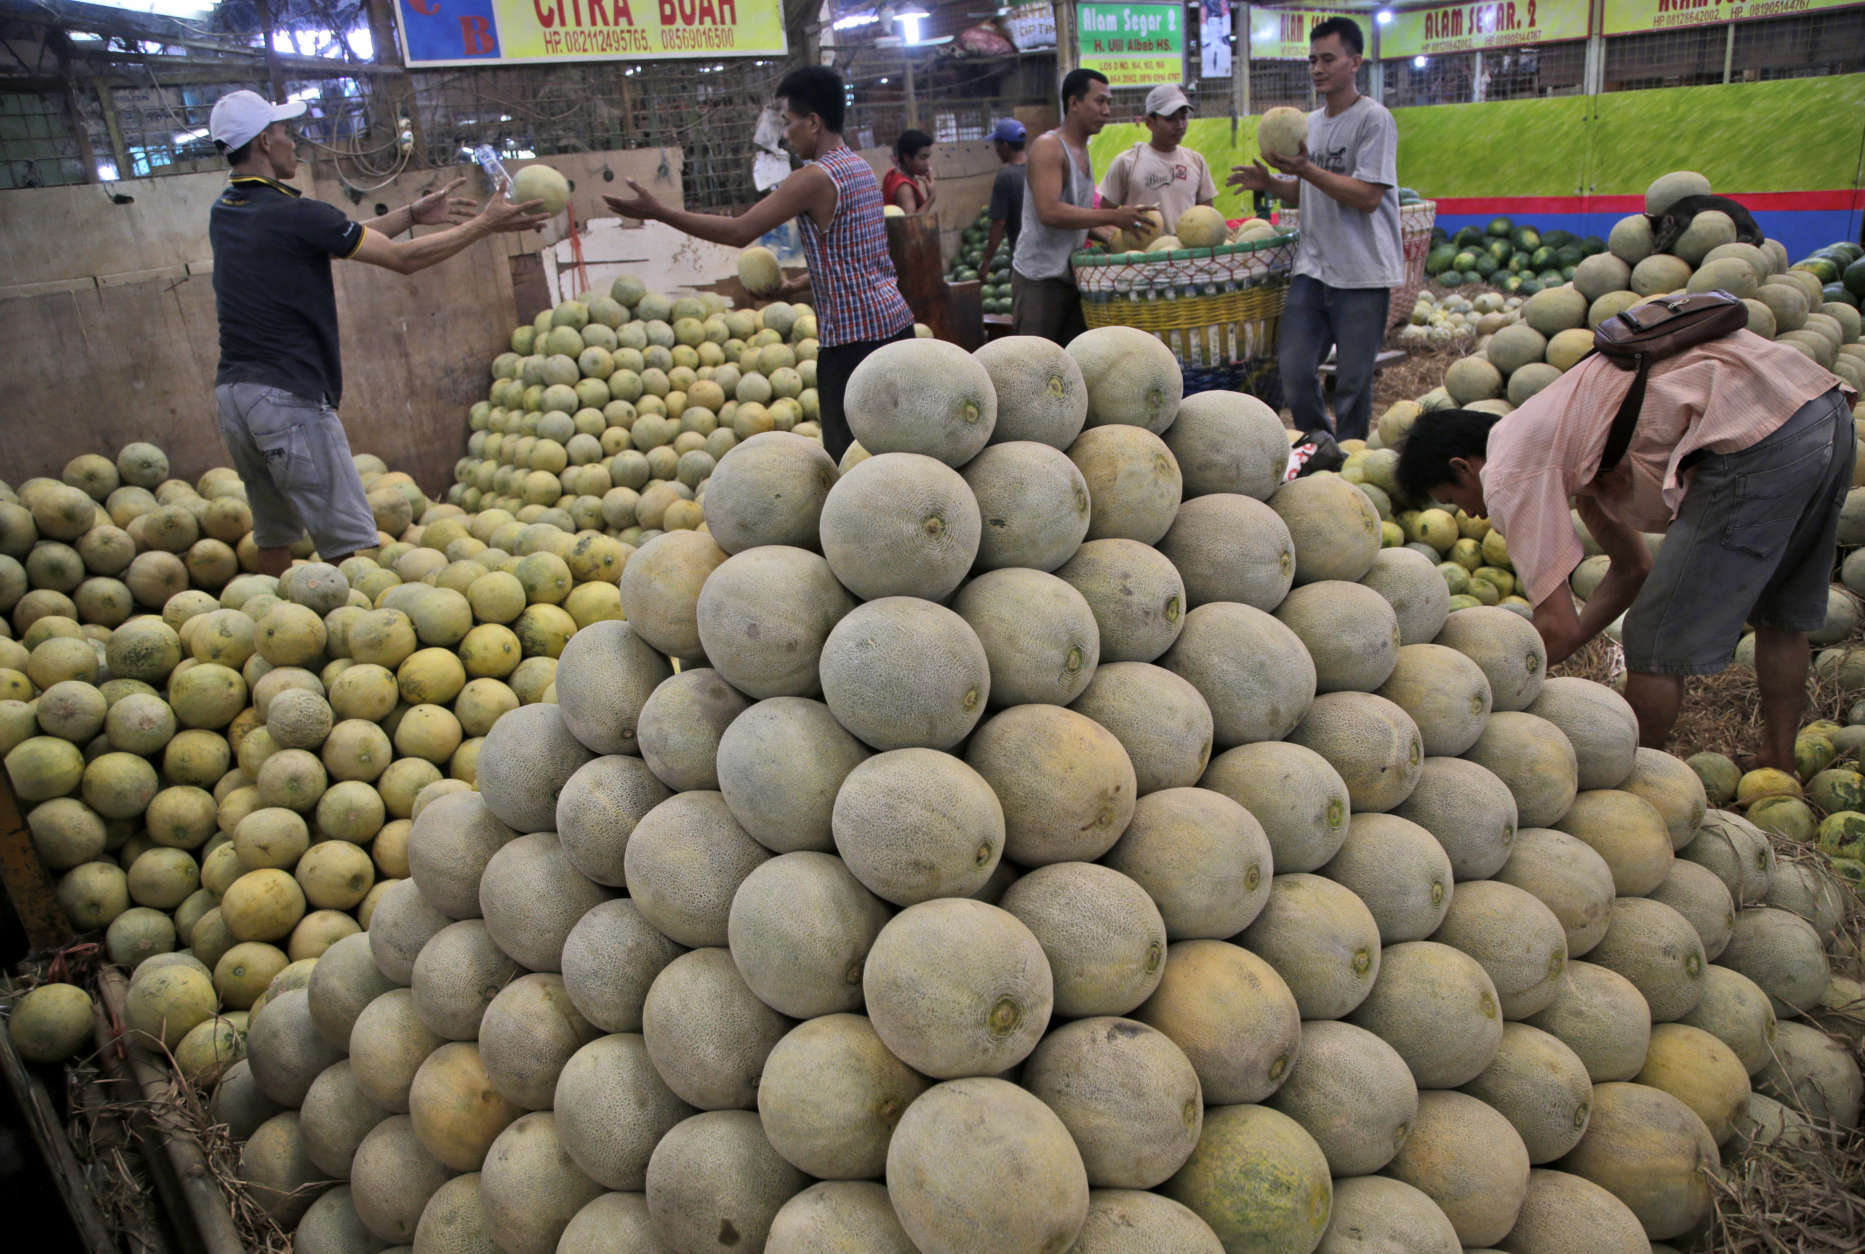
[210,174,365,405]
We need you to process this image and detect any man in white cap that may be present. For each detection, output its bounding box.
[206,89,544,575]
[1097,84,1216,235]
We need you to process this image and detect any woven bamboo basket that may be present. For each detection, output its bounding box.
[1070,232,1299,395]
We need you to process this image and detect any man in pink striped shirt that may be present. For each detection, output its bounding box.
[1397,330,1854,770]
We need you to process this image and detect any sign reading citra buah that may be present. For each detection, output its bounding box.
[393,0,786,67]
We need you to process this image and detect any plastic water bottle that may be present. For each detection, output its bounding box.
[466,145,513,196]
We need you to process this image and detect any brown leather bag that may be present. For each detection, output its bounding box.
[1592,290,1749,472]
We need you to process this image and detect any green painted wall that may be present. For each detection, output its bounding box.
[1090,74,1865,204]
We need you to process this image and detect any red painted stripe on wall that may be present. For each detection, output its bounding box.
[1432,190,1865,214]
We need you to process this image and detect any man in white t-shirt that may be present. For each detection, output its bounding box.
[1229,17,1402,442]
[1098,84,1217,235]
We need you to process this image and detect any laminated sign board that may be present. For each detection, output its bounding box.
[393,0,787,67]
[1077,3,1187,87]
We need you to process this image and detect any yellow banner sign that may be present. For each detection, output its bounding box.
[1248,7,1355,59]
[1381,0,1591,57]
[1603,0,1864,35]
[393,0,785,68]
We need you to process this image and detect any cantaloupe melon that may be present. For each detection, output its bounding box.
[1133,937,1299,1108]
[1157,493,1294,611]
[820,597,989,751]
[1350,936,1504,1089]
[1587,897,1707,1023]
[299,1059,389,1177]
[726,851,888,1019]
[1555,1081,1717,1241]
[616,531,728,661]
[477,832,611,973]
[1464,711,1578,828]
[1269,474,1381,585]
[1553,788,1673,896]
[617,791,765,948]
[1201,740,1349,873]
[1390,755,1518,882]
[1461,1022,1593,1168]
[1320,812,1453,944]
[1376,643,1492,758]
[1068,424,1183,545]
[1068,325,1184,435]
[1063,1189,1227,1254]
[1385,1090,1530,1247]
[238,1111,325,1227]
[862,898,1051,1079]
[718,696,869,855]
[1162,1103,1330,1254]
[1276,581,1400,694]
[1503,1168,1652,1254]
[638,946,791,1112]
[1436,606,1546,711]
[757,1013,927,1181]
[1679,809,1775,904]
[1717,905,1828,1015]
[1070,663,1214,796]
[1055,539,1186,663]
[247,988,345,1105]
[1286,691,1422,814]
[1525,678,1637,790]
[1754,1019,1862,1131]
[1163,603,1316,749]
[1021,1016,1201,1188]
[1101,786,1268,939]
[961,441,1092,572]
[819,453,981,601]
[965,704,1136,866]
[1000,863,1166,1018]
[550,1033,692,1191]
[955,569,1099,708]
[1649,859,1736,961]
[1257,106,1308,159]
[973,336,1089,448]
[1264,1018,1416,1177]
[8,982,95,1063]
[696,546,854,700]
[407,1041,522,1172]
[846,338,997,465]
[481,1112,607,1254]
[1238,873,1382,1020]
[1164,391,1288,500]
[1634,1022,1750,1146]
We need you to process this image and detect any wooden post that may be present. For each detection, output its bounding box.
[905,58,919,131]
[49,32,101,185]
[1232,2,1251,138]
[0,1006,117,1254]
[95,81,132,179]
[252,0,289,103]
[1055,0,1078,75]
[0,774,72,953]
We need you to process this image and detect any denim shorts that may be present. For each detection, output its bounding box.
[1621,388,1854,675]
[214,382,380,559]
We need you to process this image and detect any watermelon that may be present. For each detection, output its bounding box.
[1426,244,1457,275]
[1845,257,1865,299]
[1512,227,1541,251]
[1488,217,1514,237]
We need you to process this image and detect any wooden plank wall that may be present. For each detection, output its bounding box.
[0,147,683,498]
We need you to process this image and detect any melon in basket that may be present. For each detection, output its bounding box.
[1115,210,1164,254]
[1177,206,1227,249]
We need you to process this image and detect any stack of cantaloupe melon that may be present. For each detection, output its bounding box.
[453,277,828,538]
[0,444,635,1077]
[1381,169,1865,423]
[215,326,1863,1254]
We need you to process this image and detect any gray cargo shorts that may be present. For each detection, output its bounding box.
[1621,387,1854,675]
[214,382,380,559]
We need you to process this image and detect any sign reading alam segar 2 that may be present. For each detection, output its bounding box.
[392,0,786,68]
